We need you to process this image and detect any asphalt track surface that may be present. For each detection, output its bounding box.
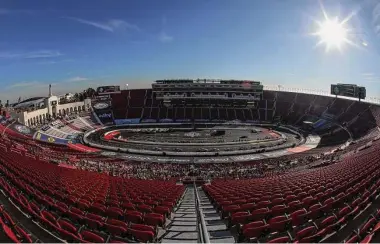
[86,125,300,155]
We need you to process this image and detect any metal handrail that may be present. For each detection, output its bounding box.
[194,183,210,243]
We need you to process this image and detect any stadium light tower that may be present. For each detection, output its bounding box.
[126,84,129,90]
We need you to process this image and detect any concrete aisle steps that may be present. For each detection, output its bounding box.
[161,185,235,243]
[161,186,199,243]
[198,187,236,243]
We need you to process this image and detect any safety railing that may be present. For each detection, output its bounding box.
[194,183,210,243]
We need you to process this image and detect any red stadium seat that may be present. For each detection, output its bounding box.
[125,212,143,224]
[58,219,78,234]
[267,236,290,243]
[268,215,290,233]
[81,230,105,243]
[128,224,155,242]
[144,213,165,227]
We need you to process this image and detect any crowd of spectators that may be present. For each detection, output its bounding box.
[65,131,380,181]
[2,119,379,183]
[66,152,338,181]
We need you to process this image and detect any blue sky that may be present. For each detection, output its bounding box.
[1,0,380,102]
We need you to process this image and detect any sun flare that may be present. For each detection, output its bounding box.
[310,3,359,53]
[317,18,347,48]
[313,17,351,52]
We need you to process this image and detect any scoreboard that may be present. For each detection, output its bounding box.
[331,84,366,100]
[153,79,263,101]
[96,86,121,95]
[152,79,263,108]
[91,94,114,125]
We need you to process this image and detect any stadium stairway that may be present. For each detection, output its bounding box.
[161,185,234,243]
[161,186,198,243]
[198,187,236,243]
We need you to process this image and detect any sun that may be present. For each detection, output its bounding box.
[318,18,347,48]
[313,17,350,52]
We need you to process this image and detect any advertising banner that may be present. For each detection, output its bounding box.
[96,86,121,95]
[246,120,259,123]
[211,119,226,123]
[92,100,112,111]
[141,119,157,123]
[0,116,8,125]
[95,109,114,125]
[10,123,36,138]
[176,119,191,123]
[91,94,112,111]
[159,119,173,123]
[94,95,111,101]
[34,132,70,145]
[114,118,140,125]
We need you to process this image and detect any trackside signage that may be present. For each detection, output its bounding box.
[114,118,140,125]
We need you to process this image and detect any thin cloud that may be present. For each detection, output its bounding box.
[1,80,88,102]
[0,50,63,59]
[0,8,34,15]
[366,78,380,83]
[0,8,35,15]
[158,16,173,43]
[375,24,380,37]
[0,9,10,15]
[158,31,173,43]
[36,61,58,65]
[66,76,89,83]
[8,81,44,89]
[36,59,74,65]
[373,2,380,36]
[162,16,167,26]
[361,72,380,82]
[66,17,140,33]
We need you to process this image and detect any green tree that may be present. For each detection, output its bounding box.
[86,88,96,98]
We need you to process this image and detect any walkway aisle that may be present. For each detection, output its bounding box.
[161,186,199,243]
[198,187,236,243]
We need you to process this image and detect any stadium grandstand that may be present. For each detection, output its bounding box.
[4,0,380,242]
[0,77,379,243]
